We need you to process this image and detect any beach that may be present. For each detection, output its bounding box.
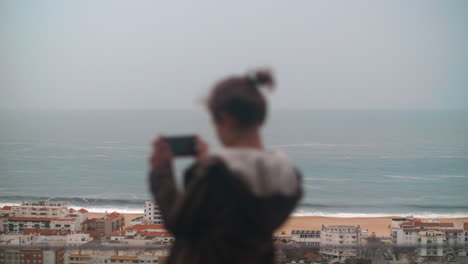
[89,212,468,238]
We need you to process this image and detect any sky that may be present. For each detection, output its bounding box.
[1,0,467,110]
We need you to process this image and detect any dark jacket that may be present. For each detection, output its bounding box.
[149,148,303,264]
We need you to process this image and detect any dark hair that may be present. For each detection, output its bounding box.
[207,69,275,128]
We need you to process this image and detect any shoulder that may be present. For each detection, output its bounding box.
[183,156,230,186]
[210,148,302,197]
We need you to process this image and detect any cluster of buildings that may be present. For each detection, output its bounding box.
[0,200,170,264]
[2,201,468,263]
[391,216,468,257]
[279,218,468,263]
[278,225,367,262]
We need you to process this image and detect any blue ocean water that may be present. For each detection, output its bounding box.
[1,109,467,217]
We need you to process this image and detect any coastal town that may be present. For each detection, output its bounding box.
[0,201,467,264]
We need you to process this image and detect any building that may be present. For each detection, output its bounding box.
[461,222,468,256]
[0,229,92,247]
[0,206,15,215]
[82,212,124,235]
[19,249,44,264]
[291,230,320,246]
[391,217,466,257]
[4,217,82,233]
[0,248,64,264]
[67,208,89,224]
[108,224,174,246]
[0,249,20,264]
[66,249,168,264]
[68,253,92,264]
[320,225,362,262]
[1,206,17,232]
[129,216,144,226]
[14,201,69,218]
[144,201,164,225]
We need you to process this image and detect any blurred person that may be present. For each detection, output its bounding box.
[149,69,303,264]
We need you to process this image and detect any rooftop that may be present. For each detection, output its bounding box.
[105,212,122,219]
[414,222,454,227]
[110,256,139,260]
[126,224,166,231]
[22,228,73,236]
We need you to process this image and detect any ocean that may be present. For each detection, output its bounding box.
[1,109,467,217]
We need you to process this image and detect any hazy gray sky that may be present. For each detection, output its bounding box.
[1,1,467,110]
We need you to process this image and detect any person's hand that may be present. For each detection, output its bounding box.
[196,136,209,161]
[149,136,173,168]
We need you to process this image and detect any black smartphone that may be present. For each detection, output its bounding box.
[163,135,197,156]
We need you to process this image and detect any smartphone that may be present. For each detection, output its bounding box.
[163,135,197,156]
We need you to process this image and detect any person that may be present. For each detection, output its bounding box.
[148,69,303,264]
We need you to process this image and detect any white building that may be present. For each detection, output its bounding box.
[320,225,362,262]
[108,224,174,246]
[144,200,164,225]
[5,216,82,233]
[291,230,320,246]
[129,216,144,226]
[14,200,69,218]
[67,208,89,224]
[391,217,466,257]
[0,230,92,246]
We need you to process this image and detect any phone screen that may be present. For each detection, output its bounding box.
[163,135,197,156]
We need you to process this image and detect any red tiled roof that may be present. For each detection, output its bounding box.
[110,256,139,260]
[139,231,173,237]
[23,228,72,235]
[110,230,126,236]
[105,212,122,219]
[414,222,454,227]
[51,218,76,222]
[2,206,12,210]
[404,228,463,232]
[110,224,169,236]
[78,209,88,213]
[126,224,166,231]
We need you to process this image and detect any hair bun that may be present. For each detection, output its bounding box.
[248,69,275,91]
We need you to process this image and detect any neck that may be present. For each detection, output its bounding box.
[226,127,263,149]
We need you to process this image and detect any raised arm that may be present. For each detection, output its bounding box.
[148,137,220,236]
[149,156,228,236]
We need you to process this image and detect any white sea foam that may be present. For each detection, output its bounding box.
[292,210,468,218]
[305,177,351,182]
[439,175,468,179]
[2,202,467,218]
[272,143,368,148]
[385,175,433,181]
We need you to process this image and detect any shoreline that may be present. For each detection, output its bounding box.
[88,212,468,238]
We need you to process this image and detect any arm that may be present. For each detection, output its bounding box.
[149,155,227,236]
[148,136,213,236]
[148,163,181,233]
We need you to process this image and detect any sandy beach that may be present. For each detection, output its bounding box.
[88,212,468,238]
